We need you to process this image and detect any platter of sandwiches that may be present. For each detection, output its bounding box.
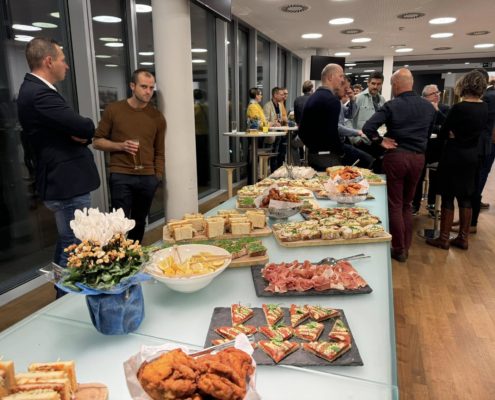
[0,360,107,400]
[159,237,268,268]
[250,259,372,297]
[163,210,272,243]
[204,305,362,366]
[271,206,391,247]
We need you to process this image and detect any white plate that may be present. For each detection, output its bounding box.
[146,244,232,293]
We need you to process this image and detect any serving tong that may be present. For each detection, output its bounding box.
[189,334,255,357]
[317,253,370,266]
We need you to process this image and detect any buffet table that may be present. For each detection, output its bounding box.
[0,184,398,399]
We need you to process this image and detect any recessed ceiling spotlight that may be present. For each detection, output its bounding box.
[105,64,119,67]
[465,62,470,64]
[404,64,409,67]
[12,24,41,31]
[467,31,490,36]
[14,35,34,42]
[364,69,375,73]
[136,4,152,13]
[99,37,120,42]
[92,15,122,23]
[105,42,124,47]
[395,48,413,53]
[191,48,208,53]
[340,28,363,35]
[301,33,322,39]
[95,55,112,58]
[50,12,60,18]
[329,18,354,25]
[345,63,357,66]
[281,4,309,13]
[192,59,206,63]
[429,17,456,24]
[397,12,425,20]
[433,46,452,50]
[140,62,154,66]
[335,51,351,56]
[431,32,453,38]
[139,51,154,56]
[352,37,371,43]
[348,45,366,49]
[474,43,494,48]
[447,71,452,74]
[32,22,58,28]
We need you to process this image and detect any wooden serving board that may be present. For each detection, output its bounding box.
[273,230,392,248]
[236,198,320,212]
[204,307,363,366]
[76,383,108,400]
[163,226,272,244]
[230,253,269,268]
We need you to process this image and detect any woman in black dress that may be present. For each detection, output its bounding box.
[427,70,488,250]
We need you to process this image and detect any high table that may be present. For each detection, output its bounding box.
[0,184,398,399]
[223,131,286,184]
[268,126,298,165]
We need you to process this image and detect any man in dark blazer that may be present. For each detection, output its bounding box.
[17,37,100,272]
[298,64,346,170]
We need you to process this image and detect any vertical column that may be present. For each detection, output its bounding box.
[151,0,198,218]
[382,55,394,101]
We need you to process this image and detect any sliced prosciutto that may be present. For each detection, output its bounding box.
[261,260,368,294]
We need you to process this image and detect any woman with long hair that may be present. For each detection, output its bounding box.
[426,70,488,250]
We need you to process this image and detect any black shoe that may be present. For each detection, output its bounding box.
[480,202,490,209]
[391,250,407,262]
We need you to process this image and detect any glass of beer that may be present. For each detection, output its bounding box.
[130,139,143,170]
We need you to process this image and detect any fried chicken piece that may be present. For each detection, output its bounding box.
[197,373,245,400]
[138,349,201,400]
[213,348,254,386]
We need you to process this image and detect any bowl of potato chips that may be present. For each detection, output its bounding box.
[145,244,232,293]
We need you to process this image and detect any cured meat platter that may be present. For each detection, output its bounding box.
[250,260,372,297]
[204,306,363,366]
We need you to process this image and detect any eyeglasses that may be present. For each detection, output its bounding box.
[426,91,441,96]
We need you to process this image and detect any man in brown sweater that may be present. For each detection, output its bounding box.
[94,69,166,242]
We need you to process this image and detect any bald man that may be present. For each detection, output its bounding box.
[363,69,435,262]
[298,63,346,170]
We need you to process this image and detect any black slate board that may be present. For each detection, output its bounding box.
[250,265,372,297]
[204,307,363,366]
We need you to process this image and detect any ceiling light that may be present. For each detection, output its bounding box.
[136,4,152,13]
[50,12,60,18]
[395,48,413,53]
[32,22,58,28]
[100,37,120,42]
[192,59,206,63]
[404,64,409,67]
[431,32,453,38]
[281,4,309,13]
[14,35,34,42]
[139,51,154,56]
[329,18,354,25]
[301,33,322,39]
[95,55,111,58]
[361,74,369,77]
[429,17,456,25]
[474,43,494,48]
[191,48,207,53]
[341,28,363,35]
[92,16,122,23]
[345,72,352,75]
[364,69,375,72]
[335,52,351,56]
[397,12,425,20]
[352,37,371,43]
[12,24,41,31]
[140,62,154,65]
[105,64,119,67]
[465,62,470,64]
[105,42,124,47]
[345,63,356,66]
[447,72,452,74]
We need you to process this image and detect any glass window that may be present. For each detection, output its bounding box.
[290,56,299,110]
[190,3,220,198]
[257,36,270,93]
[235,25,249,180]
[278,48,287,88]
[134,0,164,223]
[0,0,75,294]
